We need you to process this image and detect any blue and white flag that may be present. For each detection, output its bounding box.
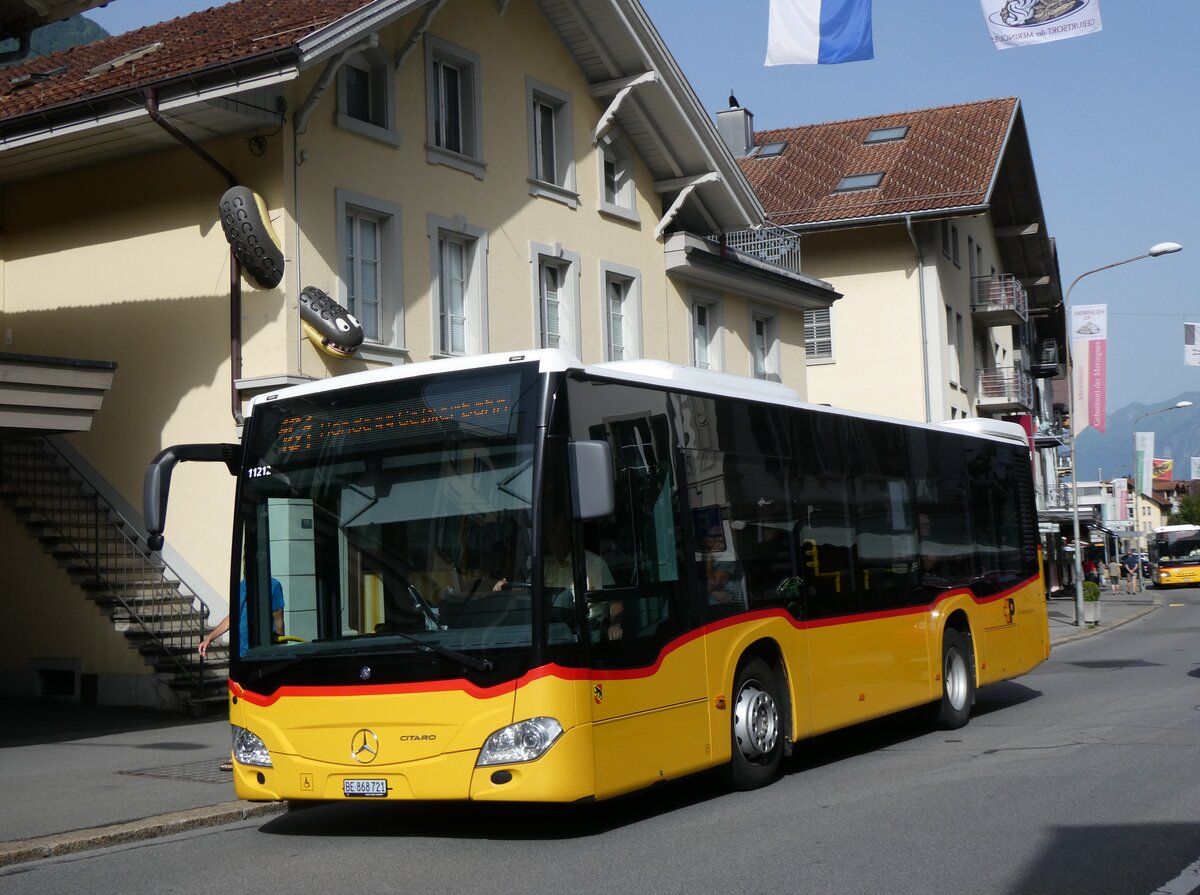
[765,0,873,65]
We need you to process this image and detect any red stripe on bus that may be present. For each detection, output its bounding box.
[230,572,1041,700]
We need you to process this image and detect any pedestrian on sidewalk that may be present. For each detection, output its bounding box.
[1107,557,1122,594]
[1122,553,1139,594]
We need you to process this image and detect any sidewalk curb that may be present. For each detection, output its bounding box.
[0,800,286,868]
[1050,604,1159,648]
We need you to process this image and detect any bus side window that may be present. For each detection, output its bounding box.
[910,429,978,597]
[792,412,857,618]
[848,419,917,613]
[567,378,687,667]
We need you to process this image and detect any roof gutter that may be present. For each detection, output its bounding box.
[143,86,244,427]
[772,203,991,234]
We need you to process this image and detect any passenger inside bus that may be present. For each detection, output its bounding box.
[698,523,744,608]
[539,521,622,640]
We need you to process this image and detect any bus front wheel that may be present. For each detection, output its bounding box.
[726,657,783,790]
[932,628,974,730]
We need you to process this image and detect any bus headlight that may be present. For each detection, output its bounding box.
[233,725,273,768]
[477,717,564,766]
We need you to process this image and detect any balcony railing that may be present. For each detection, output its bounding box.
[703,222,802,275]
[971,273,1028,326]
[976,365,1034,412]
[1029,338,1062,378]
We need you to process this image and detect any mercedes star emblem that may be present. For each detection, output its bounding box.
[351,728,380,764]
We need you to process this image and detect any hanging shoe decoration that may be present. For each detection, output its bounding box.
[218,185,284,290]
[299,286,364,358]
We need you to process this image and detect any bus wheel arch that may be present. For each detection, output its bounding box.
[725,644,789,790]
[931,615,975,730]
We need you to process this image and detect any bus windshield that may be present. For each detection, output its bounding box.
[232,364,542,674]
[1153,527,1200,563]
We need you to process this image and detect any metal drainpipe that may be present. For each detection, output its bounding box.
[905,215,933,423]
[143,88,245,426]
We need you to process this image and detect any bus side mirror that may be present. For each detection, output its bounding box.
[143,443,241,551]
[568,440,614,521]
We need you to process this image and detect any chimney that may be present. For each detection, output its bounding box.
[716,92,754,158]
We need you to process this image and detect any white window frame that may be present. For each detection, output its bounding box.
[335,189,404,358]
[424,36,485,179]
[597,133,638,223]
[336,48,398,146]
[600,261,641,362]
[526,77,577,207]
[749,306,780,382]
[529,242,580,356]
[428,214,488,357]
[803,307,834,363]
[690,291,723,371]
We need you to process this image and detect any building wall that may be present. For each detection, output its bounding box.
[798,225,926,419]
[2,141,254,614]
[795,216,1025,425]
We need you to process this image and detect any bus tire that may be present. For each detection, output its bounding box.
[932,628,974,730]
[726,657,783,790]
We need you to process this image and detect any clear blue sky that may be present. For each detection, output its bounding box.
[87,1,1200,414]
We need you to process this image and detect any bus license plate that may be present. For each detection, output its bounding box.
[343,778,387,797]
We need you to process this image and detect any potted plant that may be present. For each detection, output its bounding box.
[1082,580,1101,625]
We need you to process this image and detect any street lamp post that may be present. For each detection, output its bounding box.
[1065,242,1182,626]
[1130,400,1194,589]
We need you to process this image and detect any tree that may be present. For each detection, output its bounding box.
[1170,493,1200,525]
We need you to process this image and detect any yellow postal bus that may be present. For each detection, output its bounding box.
[146,350,1049,802]
[1149,524,1200,587]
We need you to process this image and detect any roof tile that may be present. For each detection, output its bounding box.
[739,97,1018,228]
[0,0,367,123]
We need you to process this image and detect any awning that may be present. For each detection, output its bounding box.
[0,351,116,439]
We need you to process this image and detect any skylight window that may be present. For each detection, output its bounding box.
[864,125,909,144]
[747,141,786,158]
[835,172,884,192]
[86,42,163,78]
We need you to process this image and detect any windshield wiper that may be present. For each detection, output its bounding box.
[386,629,493,673]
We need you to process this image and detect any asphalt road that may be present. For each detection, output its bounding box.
[4,589,1199,895]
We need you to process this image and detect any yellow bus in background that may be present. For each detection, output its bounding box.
[146,350,1049,802]
[1149,525,1200,587]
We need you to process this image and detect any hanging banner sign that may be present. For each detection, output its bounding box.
[1185,322,1200,366]
[979,0,1102,50]
[1134,432,1154,496]
[1112,477,1128,522]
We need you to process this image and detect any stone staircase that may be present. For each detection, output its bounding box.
[0,437,227,711]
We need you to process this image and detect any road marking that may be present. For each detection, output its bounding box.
[1152,855,1200,894]
[1169,603,1186,607]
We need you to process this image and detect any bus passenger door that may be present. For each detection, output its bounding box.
[564,379,708,798]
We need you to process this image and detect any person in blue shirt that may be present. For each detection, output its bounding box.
[198,577,284,657]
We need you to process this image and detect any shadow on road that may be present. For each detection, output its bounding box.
[260,680,1044,840]
[0,698,223,748]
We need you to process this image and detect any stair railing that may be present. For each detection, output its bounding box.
[0,438,214,701]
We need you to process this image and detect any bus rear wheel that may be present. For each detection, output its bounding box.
[932,628,974,730]
[727,657,783,790]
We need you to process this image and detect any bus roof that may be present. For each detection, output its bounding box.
[1153,524,1200,534]
[246,350,1030,447]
